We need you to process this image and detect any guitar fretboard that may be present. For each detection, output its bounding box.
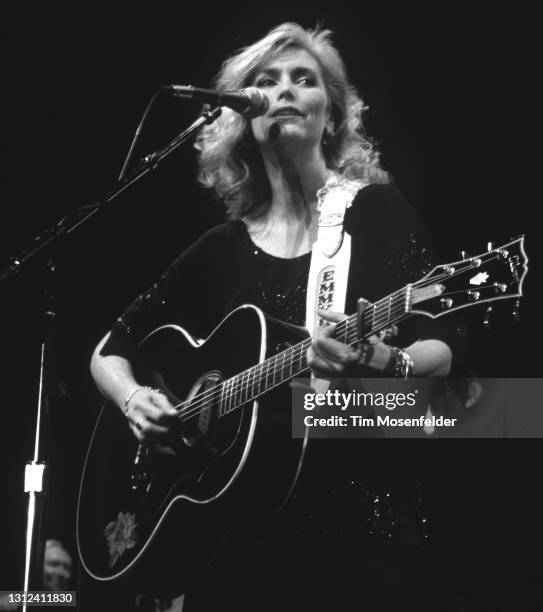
[179,286,412,420]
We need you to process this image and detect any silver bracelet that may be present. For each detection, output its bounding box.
[398,348,414,379]
[123,386,154,415]
[386,347,415,379]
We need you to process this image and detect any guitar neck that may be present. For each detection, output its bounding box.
[216,286,412,416]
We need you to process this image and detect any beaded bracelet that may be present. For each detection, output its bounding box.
[123,386,155,415]
[384,347,414,379]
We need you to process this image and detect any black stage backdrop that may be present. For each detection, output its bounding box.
[1,3,541,609]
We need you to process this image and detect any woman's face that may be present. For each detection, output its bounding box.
[250,47,330,154]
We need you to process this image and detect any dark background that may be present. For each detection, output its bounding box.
[2,3,541,609]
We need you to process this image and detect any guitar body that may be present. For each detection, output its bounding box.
[77,305,309,596]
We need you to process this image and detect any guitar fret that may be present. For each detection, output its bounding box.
[260,359,267,393]
[235,374,242,408]
[219,382,224,417]
[260,359,266,392]
[221,379,226,415]
[285,350,290,380]
[287,346,294,379]
[269,357,275,388]
[231,376,237,413]
[256,363,262,396]
[247,365,255,398]
[227,377,234,414]
[242,371,247,404]
[239,372,244,406]
[257,360,262,393]
[248,365,256,399]
[249,367,255,399]
[242,368,248,405]
[283,349,289,380]
[388,296,392,325]
[271,355,277,387]
[222,379,228,415]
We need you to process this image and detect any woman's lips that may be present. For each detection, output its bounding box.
[271,107,304,117]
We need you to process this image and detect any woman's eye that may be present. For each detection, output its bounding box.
[297,76,315,86]
[256,78,275,87]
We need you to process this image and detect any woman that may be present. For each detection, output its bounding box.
[91,23,457,611]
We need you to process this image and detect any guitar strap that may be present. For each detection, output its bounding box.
[305,175,366,392]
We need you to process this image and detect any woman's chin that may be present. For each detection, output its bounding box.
[266,127,319,151]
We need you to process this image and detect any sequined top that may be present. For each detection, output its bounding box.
[237,220,310,326]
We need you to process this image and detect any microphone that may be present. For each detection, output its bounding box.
[169,85,269,118]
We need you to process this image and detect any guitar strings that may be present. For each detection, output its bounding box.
[173,304,407,423]
[172,259,476,420]
[173,264,493,423]
[197,248,521,422]
[172,255,504,423]
[172,296,419,423]
[175,310,408,424]
[173,282,418,421]
[174,276,461,424]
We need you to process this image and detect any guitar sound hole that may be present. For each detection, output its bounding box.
[183,371,224,448]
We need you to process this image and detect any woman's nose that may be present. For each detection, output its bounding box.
[276,79,296,102]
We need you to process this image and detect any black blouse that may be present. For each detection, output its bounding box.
[101,184,463,367]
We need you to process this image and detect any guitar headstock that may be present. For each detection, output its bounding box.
[410,237,528,318]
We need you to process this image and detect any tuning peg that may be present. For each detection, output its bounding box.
[512,299,521,322]
[483,304,493,329]
[487,241,494,251]
[460,250,469,260]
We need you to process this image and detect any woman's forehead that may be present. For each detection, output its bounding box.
[255,47,321,74]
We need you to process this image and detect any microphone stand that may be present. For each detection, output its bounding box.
[0,105,222,603]
[21,259,55,606]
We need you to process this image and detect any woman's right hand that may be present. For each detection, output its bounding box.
[124,386,181,447]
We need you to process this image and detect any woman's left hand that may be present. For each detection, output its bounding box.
[307,310,395,378]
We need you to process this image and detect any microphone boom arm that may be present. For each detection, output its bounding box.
[0,105,222,282]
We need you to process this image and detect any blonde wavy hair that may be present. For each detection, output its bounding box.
[195,22,390,219]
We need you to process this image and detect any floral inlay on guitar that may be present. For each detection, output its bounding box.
[104,511,138,568]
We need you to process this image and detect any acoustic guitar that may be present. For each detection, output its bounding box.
[77,237,527,596]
